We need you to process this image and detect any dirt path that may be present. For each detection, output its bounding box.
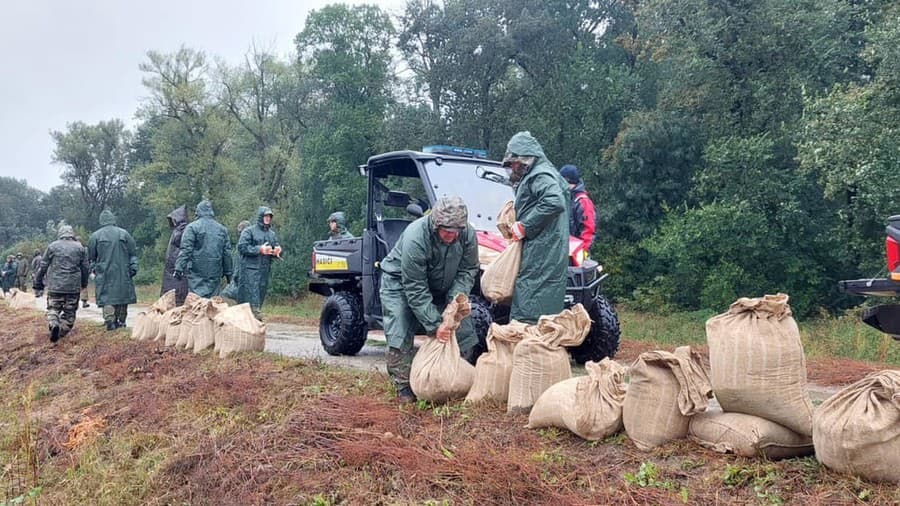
[42,295,854,402]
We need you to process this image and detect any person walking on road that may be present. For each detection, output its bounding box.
[174,200,233,299]
[237,206,280,320]
[161,205,189,305]
[502,131,569,324]
[32,225,90,342]
[88,209,138,330]
[379,196,479,402]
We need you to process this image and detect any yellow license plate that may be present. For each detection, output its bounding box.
[315,254,349,272]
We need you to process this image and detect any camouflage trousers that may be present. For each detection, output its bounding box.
[102,305,128,325]
[46,292,79,336]
[16,276,27,291]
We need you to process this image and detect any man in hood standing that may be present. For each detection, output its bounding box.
[237,206,280,320]
[15,253,28,291]
[502,131,569,324]
[88,209,138,330]
[161,205,189,305]
[379,195,479,402]
[174,200,233,299]
[33,225,90,341]
[327,211,354,239]
[559,164,597,253]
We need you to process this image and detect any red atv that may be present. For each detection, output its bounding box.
[839,214,900,340]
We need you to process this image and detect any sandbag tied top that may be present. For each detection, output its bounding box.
[812,370,900,484]
[640,346,713,416]
[442,293,471,330]
[410,293,476,403]
[496,200,516,240]
[151,289,177,314]
[706,293,815,436]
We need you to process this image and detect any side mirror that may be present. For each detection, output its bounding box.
[475,165,512,187]
[406,203,424,218]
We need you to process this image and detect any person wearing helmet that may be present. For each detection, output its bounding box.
[502,131,569,324]
[33,225,90,342]
[378,195,479,403]
[237,207,280,320]
[15,253,28,291]
[327,211,354,240]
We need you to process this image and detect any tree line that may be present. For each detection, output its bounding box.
[3,0,899,315]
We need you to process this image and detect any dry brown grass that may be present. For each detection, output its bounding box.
[0,304,899,505]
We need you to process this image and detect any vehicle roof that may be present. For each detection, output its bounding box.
[366,150,503,167]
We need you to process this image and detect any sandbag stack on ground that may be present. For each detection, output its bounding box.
[480,201,521,305]
[705,293,815,436]
[8,288,37,310]
[164,292,200,347]
[689,411,814,460]
[812,370,900,484]
[623,346,712,450]
[507,304,591,413]
[214,303,266,358]
[527,358,627,440]
[466,320,529,403]
[411,294,476,403]
[132,290,176,340]
[176,295,203,349]
[184,296,229,353]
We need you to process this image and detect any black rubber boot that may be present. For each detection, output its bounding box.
[105,321,117,331]
[397,386,417,404]
[82,301,90,308]
[49,324,60,343]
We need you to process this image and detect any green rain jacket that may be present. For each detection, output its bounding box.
[1,260,17,291]
[88,210,138,306]
[328,211,354,240]
[34,227,90,295]
[237,206,279,308]
[379,214,479,336]
[507,132,569,323]
[175,200,233,298]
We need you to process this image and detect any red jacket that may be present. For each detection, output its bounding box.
[570,185,596,251]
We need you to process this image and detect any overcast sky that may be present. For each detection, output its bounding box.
[0,0,403,192]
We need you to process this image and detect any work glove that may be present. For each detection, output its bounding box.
[435,323,453,343]
[174,270,184,280]
[510,221,526,241]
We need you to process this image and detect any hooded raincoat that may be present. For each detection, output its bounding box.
[379,214,479,352]
[88,210,138,306]
[1,258,17,292]
[34,226,90,294]
[328,211,354,240]
[237,206,279,309]
[175,200,233,298]
[506,132,569,323]
[161,205,189,303]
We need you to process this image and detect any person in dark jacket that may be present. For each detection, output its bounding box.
[161,205,189,305]
[237,206,280,320]
[88,209,138,330]
[222,220,251,301]
[0,255,16,295]
[502,131,569,324]
[379,196,479,402]
[174,200,233,299]
[15,253,28,291]
[30,250,43,296]
[327,212,354,239]
[33,225,90,342]
[559,164,597,253]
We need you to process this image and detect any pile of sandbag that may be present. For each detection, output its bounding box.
[214,303,266,358]
[696,294,815,459]
[181,296,229,353]
[163,293,199,347]
[507,304,591,413]
[527,358,627,440]
[480,201,521,305]
[411,294,476,402]
[812,370,900,483]
[623,346,712,450]
[131,290,176,340]
[7,288,37,310]
[465,320,529,403]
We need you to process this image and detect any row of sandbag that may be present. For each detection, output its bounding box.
[131,290,266,358]
[408,293,591,410]
[3,288,37,310]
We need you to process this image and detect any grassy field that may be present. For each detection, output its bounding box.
[1,304,898,505]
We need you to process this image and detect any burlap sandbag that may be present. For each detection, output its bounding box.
[176,295,205,349]
[465,320,529,403]
[150,290,177,341]
[410,294,476,403]
[131,312,153,340]
[689,410,814,460]
[706,293,815,435]
[527,358,628,440]
[163,306,186,347]
[191,297,229,353]
[480,201,521,305]
[507,304,591,413]
[214,303,266,358]
[9,289,37,310]
[812,370,900,483]
[623,346,712,450]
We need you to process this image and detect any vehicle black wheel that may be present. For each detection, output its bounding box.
[467,296,493,364]
[319,291,367,356]
[568,295,621,364]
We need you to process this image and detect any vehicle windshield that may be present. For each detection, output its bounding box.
[423,159,514,231]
